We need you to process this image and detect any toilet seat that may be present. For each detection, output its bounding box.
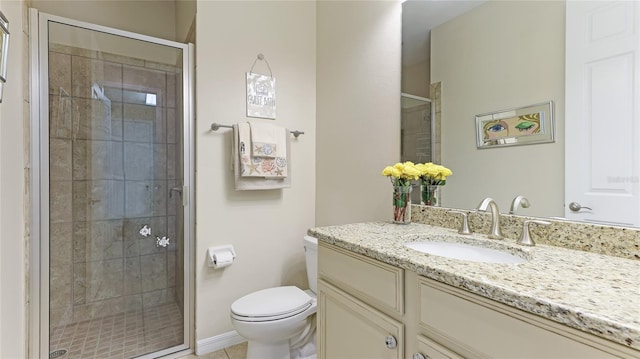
[231,286,312,322]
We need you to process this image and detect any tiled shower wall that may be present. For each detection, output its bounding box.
[47,43,184,329]
[401,102,432,164]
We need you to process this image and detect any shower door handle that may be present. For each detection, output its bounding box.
[169,187,182,198]
[170,186,189,206]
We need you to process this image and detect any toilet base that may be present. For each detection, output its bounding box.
[247,340,290,359]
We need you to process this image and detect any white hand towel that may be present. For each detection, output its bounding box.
[238,123,288,178]
[274,126,288,177]
[232,124,291,190]
[249,122,281,158]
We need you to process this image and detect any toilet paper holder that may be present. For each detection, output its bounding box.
[207,245,237,269]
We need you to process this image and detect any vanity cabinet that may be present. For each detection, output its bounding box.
[317,242,405,358]
[318,281,404,358]
[417,278,624,358]
[318,241,639,359]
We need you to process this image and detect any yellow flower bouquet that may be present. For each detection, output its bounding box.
[382,162,420,223]
[415,162,453,206]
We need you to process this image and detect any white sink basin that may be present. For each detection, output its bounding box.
[404,241,527,264]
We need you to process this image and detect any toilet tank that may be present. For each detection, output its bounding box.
[303,235,318,293]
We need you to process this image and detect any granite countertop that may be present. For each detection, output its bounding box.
[308,221,640,351]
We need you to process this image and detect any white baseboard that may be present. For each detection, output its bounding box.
[195,330,246,355]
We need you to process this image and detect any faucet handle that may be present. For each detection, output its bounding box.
[449,211,472,235]
[517,220,551,246]
[509,195,530,214]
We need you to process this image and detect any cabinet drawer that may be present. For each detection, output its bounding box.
[418,277,621,358]
[318,279,404,359]
[416,335,464,359]
[319,242,404,315]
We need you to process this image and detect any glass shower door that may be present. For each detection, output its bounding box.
[44,18,190,359]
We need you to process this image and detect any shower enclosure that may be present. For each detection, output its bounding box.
[401,93,435,204]
[400,93,434,164]
[30,10,194,359]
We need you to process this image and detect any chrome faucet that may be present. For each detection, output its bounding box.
[477,197,502,239]
[509,195,530,214]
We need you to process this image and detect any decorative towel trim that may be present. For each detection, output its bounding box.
[240,155,287,177]
[252,142,277,158]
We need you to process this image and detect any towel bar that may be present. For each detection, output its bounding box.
[210,123,305,138]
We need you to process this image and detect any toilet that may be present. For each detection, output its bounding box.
[230,235,318,359]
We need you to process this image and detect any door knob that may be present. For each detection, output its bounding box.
[385,335,397,349]
[413,353,429,359]
[568,202,592,212]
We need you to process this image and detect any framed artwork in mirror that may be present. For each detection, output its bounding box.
[476,101,554,149]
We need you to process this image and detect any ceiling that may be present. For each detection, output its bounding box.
[402,0,485,66]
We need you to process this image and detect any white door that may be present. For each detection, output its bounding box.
[565,0,640,226]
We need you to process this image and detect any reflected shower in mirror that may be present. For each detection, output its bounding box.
[401,93,435,204]
[401,93,433,164]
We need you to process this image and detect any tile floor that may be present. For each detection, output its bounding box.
[49,302,183,359]
[178,342,247,359]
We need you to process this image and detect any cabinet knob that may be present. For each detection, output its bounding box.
[412,353,428,359]
[385,335,397,349]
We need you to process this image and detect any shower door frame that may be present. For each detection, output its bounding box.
[400,93,436,162]
[28,9,195,359]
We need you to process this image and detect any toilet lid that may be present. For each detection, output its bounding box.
[231,286,312,318]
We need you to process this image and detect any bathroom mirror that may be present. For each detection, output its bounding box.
[402,0,640,227]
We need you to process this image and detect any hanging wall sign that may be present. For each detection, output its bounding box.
[246,54,276,119]
[246,73,276,119]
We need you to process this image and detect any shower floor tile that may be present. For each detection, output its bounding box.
[50,302,183,359]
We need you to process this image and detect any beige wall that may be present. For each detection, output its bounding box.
[402,59,430,98]
[195,0,316,341]
[0,0,27,357]
[316,0,402,226]
[431,1,565,217]
[175,0,196,43]
[31,0,178,41]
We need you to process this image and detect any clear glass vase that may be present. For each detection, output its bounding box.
[392,185,412,224]
[421,183,442,206]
